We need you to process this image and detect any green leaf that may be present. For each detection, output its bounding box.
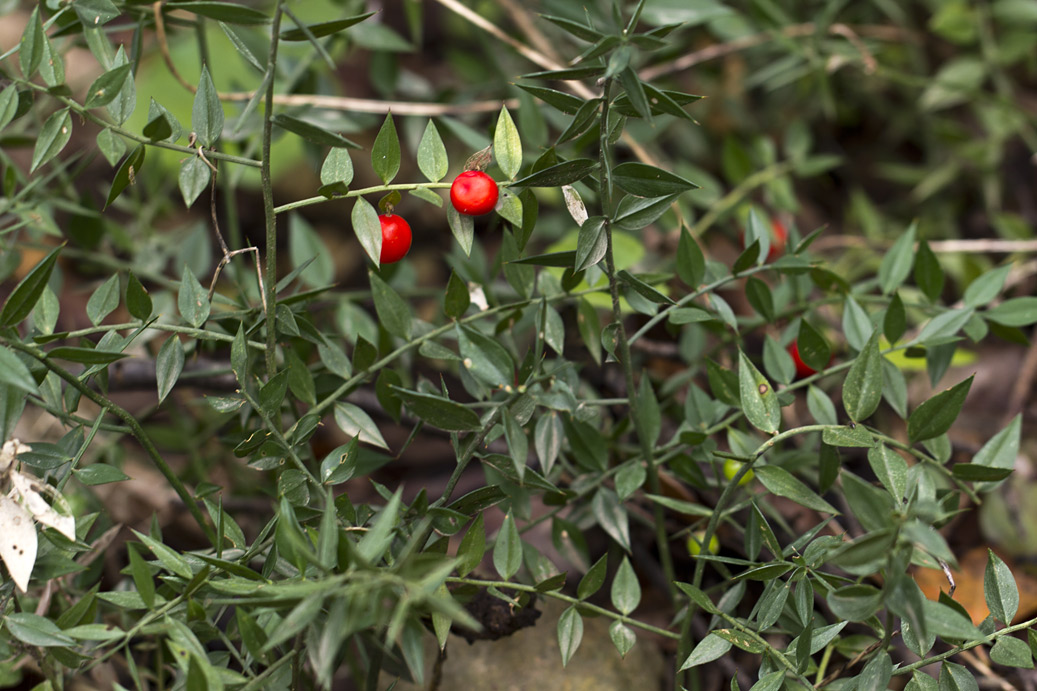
[105,144,146,209]
[578,555,607,600]
[827,584,883,621]
[738,351,780,434]
[842,330,883,422]
[972,415,1021,491]
[494,106,522,180]
[989,636,1033,669]
[509,159,598,187]
[447,205,474,256]
[907,375,973,443]
[84,64,133,109]
[352,197,382,266]
[457,324,514,388]
[858,652,893,691]
[986,297,1037,327]
[0,348,37,395]
[885,292,907,344]
[917,307,974,345]
[535,411,564,474]
[615,193,678,231]
[0,85,19,133]
[319,438,358,485]
[612,162,698,197]
[288,215,334,288]
[868,445,908,501]
[0,245,61,328]
[177,265,210,328]
[745,277,774,322]
[20,7,44,79]
[950,463,1013,482]
[939,661,979,691]
[31,108,72,174]
[143,98,179,141]
[105,48,136,125]
[493,512,522,580]
[334,402,388,449]
[797,320,831,372]
[617,270,674,304]
[417,120,448,182]
[915,240,944,302]
[608,620,636,658]
[878,222,917,294]
[925,600,981,641]
[984,550,1019,624]
[156,336,184,404]
[610,556,641,615]
[591,488,630,552]
[557,606,583,667]
[279,13,375,40]
[320,147,354,189]
[271,113,360,149]
[74,464,131,486]
[457,513,485,577]
[86,274,120,325]
[822,424,875,448]
[74,0,121,26]
[4,613,75,648]
[963,265,1011,308]
[516,84,584,114]
[178,156,211,208]
[444,271,470,319]
[125,272,152,321]
[371,113,400,185]
[574,216,608,272]
[754,466,838,514]
[133,530,193,579]
[192,66,224,147]
[680,633,732,670]
[357,489,401,563]
[389,386,481,431]
[842,296,874,351]
[47,346,127,365]
[671,226,705,288]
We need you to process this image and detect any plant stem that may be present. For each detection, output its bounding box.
[262,1,286,378]
[273,182,452,215]
[445,577,680,639]
[596,78,675,599]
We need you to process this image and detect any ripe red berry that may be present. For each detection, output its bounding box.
[379,214,412,264]
[450,170,499,216]
[768,219,788,261]
[788,340,817,379]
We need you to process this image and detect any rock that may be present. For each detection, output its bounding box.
[382,596,667,690]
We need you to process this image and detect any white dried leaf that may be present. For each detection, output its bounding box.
[10,472,76,541]
[468,284,489,311]
[562,185,588,226]
[0,493,37,592]
[0,440,31,474]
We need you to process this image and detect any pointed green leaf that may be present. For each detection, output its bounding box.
[389,386,481,431]
[20,7,44,79]
[178,155,211,208]
[192,66,224,147]
[843,330,883,422]
[105,144,146,209]
[86,274,120,325]
[557,606,583,667]
[493,512,522,580]
[738,351,780,434]
[610,556,641,615]
[1,245,61,328]
[878,222,916,294]
[371,113,400,185]
[177,265,210,328]
[984,550,1019,624]
[0,348,37,395]
[907,376,973,443]
[271,114,360,149]
[334,401,388,450]
[156,336,184,403]
[351,197,382,266]
[494,106,522,180]
[612,162,698,197]
[31,109,72,174]
[754,466,838,514]
[457,324,514,388]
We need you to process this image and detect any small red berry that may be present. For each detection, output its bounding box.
[768,220,788,261]
[788,340,816,379]
[379,214,412,264]
[450,170,499,216]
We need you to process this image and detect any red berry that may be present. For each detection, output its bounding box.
[788,340,816,379]
[768,220,788,261]
[379,214,412,264]
[450,170,499,216]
